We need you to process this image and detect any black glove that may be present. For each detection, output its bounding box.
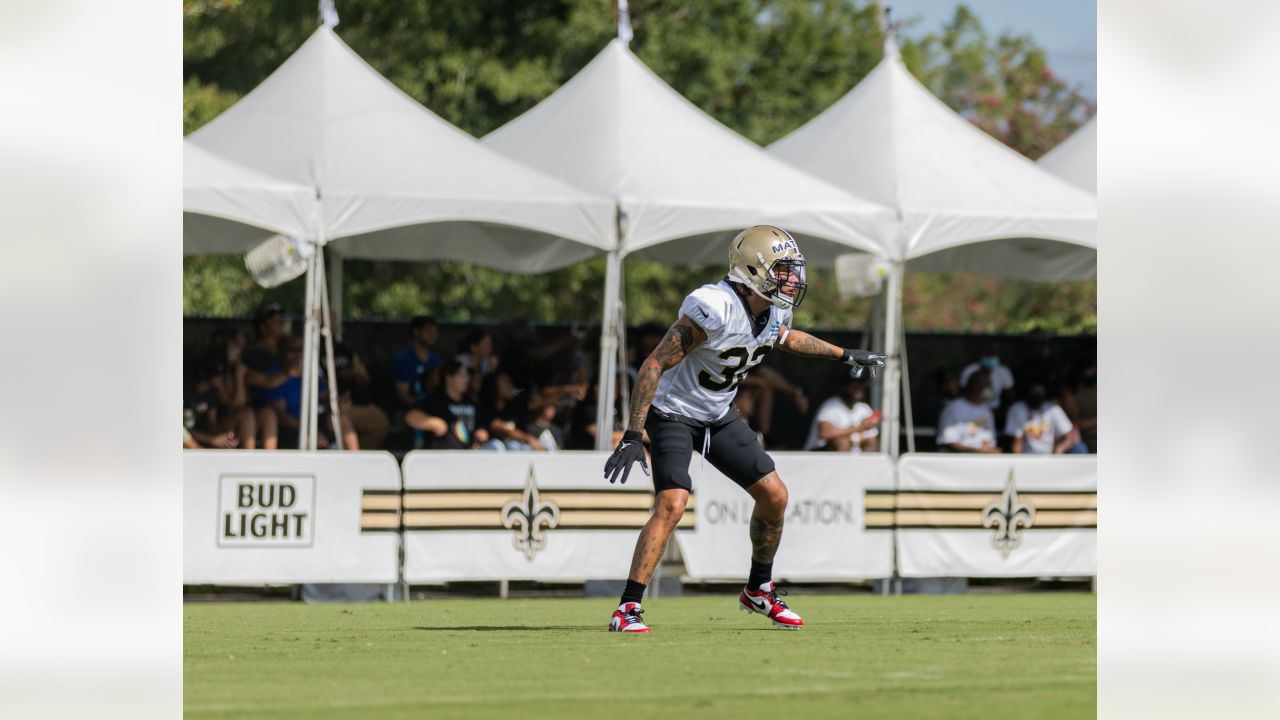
[842,348,887,378]
[604,430,649,484]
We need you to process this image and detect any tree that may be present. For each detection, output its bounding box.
[897,4,1094,159]
[182,1,1094,334]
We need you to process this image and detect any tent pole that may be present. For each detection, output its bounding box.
[298,249,316,449]
[328,247,344,343]
[307,248,323,451]
[899,289,916,454]
[616,252,631,426]
[882,261,904,458]
[867,280,886,410]
[318,250,344,449]
[595,246,622,451]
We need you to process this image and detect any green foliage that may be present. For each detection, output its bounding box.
[183,1,1095,333]
[898,5,1094,159]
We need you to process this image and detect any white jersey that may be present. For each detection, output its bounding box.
[653,280,793,423]
[804,397,879,452]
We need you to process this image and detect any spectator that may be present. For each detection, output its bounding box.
[959,343,1015,411]
[183,357,242,449]
[335,342,389,450]
[241,304,290,444]
[390,316,443,411]
[455,329,500,395]
[208,327,257,449]
[525,402,566,452]
[566,379,628,450]
[732,386,767,447]
[405,360,488,449]
[1004,380,1078,454]
[477,369,544,451]
[938,368,1001,453]
[261,336,359,450]
[1060,362,1097,453]
[804,373,880,453]
[737,364,809,443]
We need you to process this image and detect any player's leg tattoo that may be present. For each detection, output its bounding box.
[628,489,688,583]
[746,472,789,563]
[749,514,784,564]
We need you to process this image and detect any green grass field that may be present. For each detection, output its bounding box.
[185,593,1095,719]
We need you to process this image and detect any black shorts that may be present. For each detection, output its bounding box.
[645,406,775,494]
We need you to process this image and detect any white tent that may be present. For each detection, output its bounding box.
[1038,117,1097,193]
[186,27,614,272]
[769,41,1096,281]
[484,40,894,266]
[185,27,617,449]
[484,39,895,448]
[768,40,1098,455]
[183,141,316,254]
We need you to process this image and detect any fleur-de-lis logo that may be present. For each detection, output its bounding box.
[501,464,560,561]
[982,469,1036,558]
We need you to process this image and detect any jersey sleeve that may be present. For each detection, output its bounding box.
[679,289,728,345]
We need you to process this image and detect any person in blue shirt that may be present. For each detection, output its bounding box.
[390,316,443,411]
[264,335,358,449]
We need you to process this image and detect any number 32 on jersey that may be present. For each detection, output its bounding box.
[697,346,771,392]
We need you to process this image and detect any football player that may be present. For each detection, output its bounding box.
[604,226,886,632]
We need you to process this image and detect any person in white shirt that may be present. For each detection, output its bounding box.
[959,344,1015,411]
[1004,380,1077,454]
[938,369,1001,453]
[805,373,879,453]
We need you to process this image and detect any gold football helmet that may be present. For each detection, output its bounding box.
[727,225,807,309]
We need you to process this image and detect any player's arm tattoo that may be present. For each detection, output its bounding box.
[627,316,706,432]
[778,328,844,360]
[749,514,785,564]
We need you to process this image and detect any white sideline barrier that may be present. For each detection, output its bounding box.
[893,454,1097,578]
[676,453,895,580]
[400,451,895,583]
[401,452,649,582]
[183,450,401,584]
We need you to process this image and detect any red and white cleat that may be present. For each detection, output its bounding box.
[739,581,804,630]
[608,602,652,633]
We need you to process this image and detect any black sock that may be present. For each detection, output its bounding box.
[748,560,773,590]
[619,579,646,606]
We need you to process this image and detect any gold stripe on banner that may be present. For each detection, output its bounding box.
[361,494,401,511]
[404,492,518,510]
[365,489,692,531]
[360,513,400,530]
[861,490,1097,529]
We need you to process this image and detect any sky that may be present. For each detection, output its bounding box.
[885,0,1097,100]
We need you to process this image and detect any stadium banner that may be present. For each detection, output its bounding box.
[889,454,1097,578]
[401,452,668,582]
[183,450,401,584]
[675,453,896,580]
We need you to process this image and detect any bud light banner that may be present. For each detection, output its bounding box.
[676,454,896,581]
[892,455,1097,578]
[401,452,666,583]
[184,450,401,584]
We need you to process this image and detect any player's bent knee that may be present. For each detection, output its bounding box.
[654,488,689,521]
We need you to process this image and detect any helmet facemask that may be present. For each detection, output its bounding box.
[762,256,807,309]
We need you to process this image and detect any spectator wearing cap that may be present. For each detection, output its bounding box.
[391,316,443,411]
[1004,379,1078,454]
[938,368,1001,453]
[804,373,880,453]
